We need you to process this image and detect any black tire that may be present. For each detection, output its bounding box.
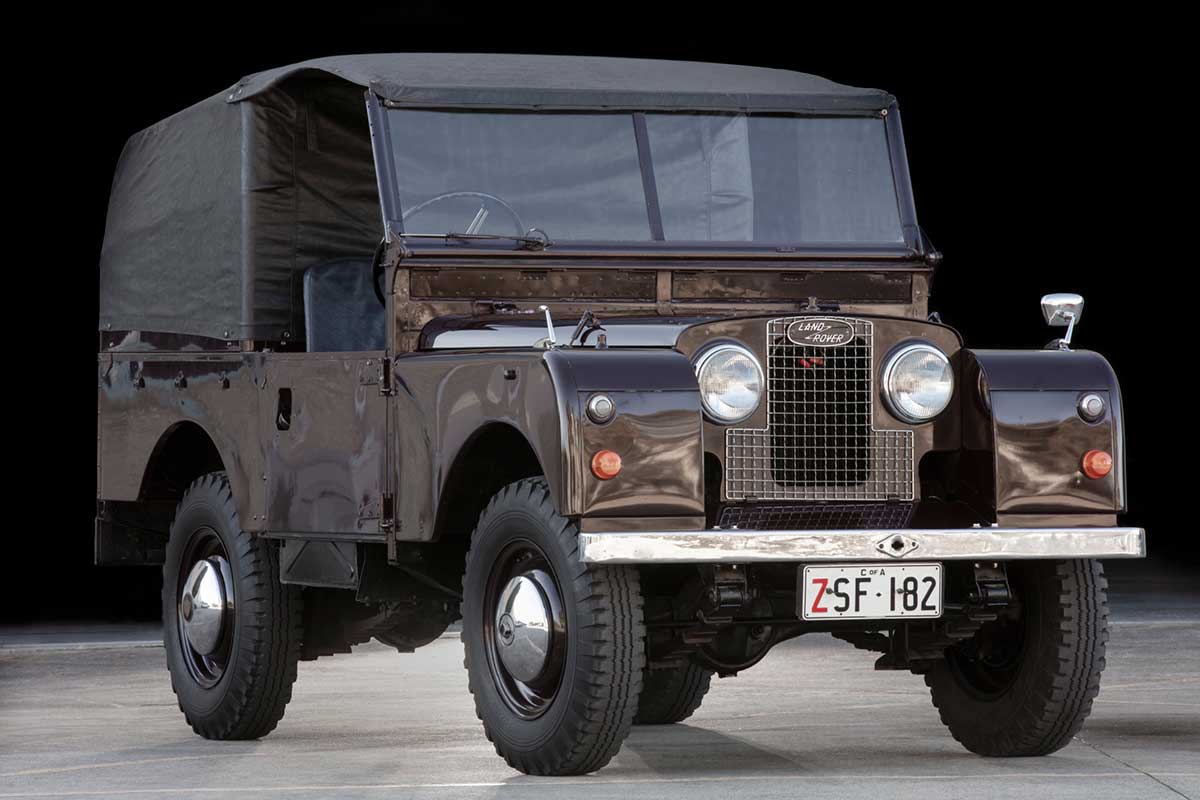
[925,559,1109,756]
[462,478,645,775]
[162,472,302,740]
[634,662,713,724]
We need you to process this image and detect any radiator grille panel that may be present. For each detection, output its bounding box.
[725,317,914,501]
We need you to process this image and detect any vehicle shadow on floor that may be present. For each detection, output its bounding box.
[617,723,800,774]
[1081,716,1200,739]
[482,724,802,796]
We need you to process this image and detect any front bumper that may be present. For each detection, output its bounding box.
[578,526,1146,564]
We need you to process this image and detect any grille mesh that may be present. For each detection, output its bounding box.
[725,317,914,501]
[717,502,915,531]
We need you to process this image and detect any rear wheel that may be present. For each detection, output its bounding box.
[462,478,645,775]
[162,472,302,740]
[634,662,713,724]
[925,559,1108,756]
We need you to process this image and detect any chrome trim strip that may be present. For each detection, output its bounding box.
[577,527,1146,564]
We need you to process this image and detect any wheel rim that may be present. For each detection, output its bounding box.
[948,611,1026,699]
[176,527,234,688]
[482,539,568,719]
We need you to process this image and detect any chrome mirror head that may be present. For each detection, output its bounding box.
[1041,293,1084,326]
[1041,293,1084,350]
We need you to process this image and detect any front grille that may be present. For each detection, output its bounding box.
[718,502,915,531]
[725,317,914,501]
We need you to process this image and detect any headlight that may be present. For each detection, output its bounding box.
[882,343,954,423]
[694,344,763,424]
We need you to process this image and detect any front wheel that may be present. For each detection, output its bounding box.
[925,559,1109,756]
[462,478,645,775]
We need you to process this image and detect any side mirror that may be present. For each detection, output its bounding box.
[1041,293,1084,350]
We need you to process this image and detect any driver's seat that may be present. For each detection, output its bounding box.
[302,259,386,352]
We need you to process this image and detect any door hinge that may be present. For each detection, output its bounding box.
[382,493,397,562]
[379,356,395,396]
[380,493,395,531]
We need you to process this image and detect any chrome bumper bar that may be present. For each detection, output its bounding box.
[577,527,1146,564]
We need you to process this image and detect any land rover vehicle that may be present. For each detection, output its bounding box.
[96,54,1145,776]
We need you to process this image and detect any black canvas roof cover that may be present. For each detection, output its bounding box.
[99,76,381,342]
[99,54,896,342]
[226,53,894,113]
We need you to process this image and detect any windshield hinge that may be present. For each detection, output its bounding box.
[656,270,674,315]
[800,296,841,313]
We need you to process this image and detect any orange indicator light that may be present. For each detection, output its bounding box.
[1081,449,1112,479]
[591,450,622,480]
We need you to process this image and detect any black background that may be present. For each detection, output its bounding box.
[9,13,1186,622]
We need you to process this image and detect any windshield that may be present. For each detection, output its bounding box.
[386,110,906,246]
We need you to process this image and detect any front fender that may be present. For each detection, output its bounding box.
[392,351,566,541]
[967,349,1125,519]
[392,348,705,542]
[545,349,705,524]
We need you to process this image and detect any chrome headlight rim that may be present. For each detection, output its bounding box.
[881,342,954,424]
[693,342,764,425]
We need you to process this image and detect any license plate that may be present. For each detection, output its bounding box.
[801,563,942,620]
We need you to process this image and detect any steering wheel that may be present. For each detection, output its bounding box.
[402,191,527,236]
[371,238,389,308]
[373,192,528,307]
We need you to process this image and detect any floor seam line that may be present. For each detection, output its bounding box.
[1074,734,1192,799]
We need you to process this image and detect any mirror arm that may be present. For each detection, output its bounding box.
[539,305,558,348]
[1058,311,1076,350]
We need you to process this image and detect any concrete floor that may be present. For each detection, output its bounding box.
[2,567,1197,799]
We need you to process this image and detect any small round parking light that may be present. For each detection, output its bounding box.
[1078,393,1105,422]
[1081,449,1113,480]
[591,450,622,480]
[586,393,616,424]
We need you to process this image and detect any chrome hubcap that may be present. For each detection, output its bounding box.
[174,527,235,689]
[180,557,228,655]
[483,541,568,719]
[494,575,552,683]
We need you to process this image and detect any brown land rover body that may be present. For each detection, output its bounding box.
[96,54,1144,776]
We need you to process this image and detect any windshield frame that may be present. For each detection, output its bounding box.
[365,93,923,258]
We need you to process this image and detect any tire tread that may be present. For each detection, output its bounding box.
[462,478,645,775]
[164,472,302,741]
[925,559,1108,756]
[634,662,713,725]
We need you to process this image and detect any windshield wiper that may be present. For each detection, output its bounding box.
[567,310,605,347]
[400,229,552,251]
